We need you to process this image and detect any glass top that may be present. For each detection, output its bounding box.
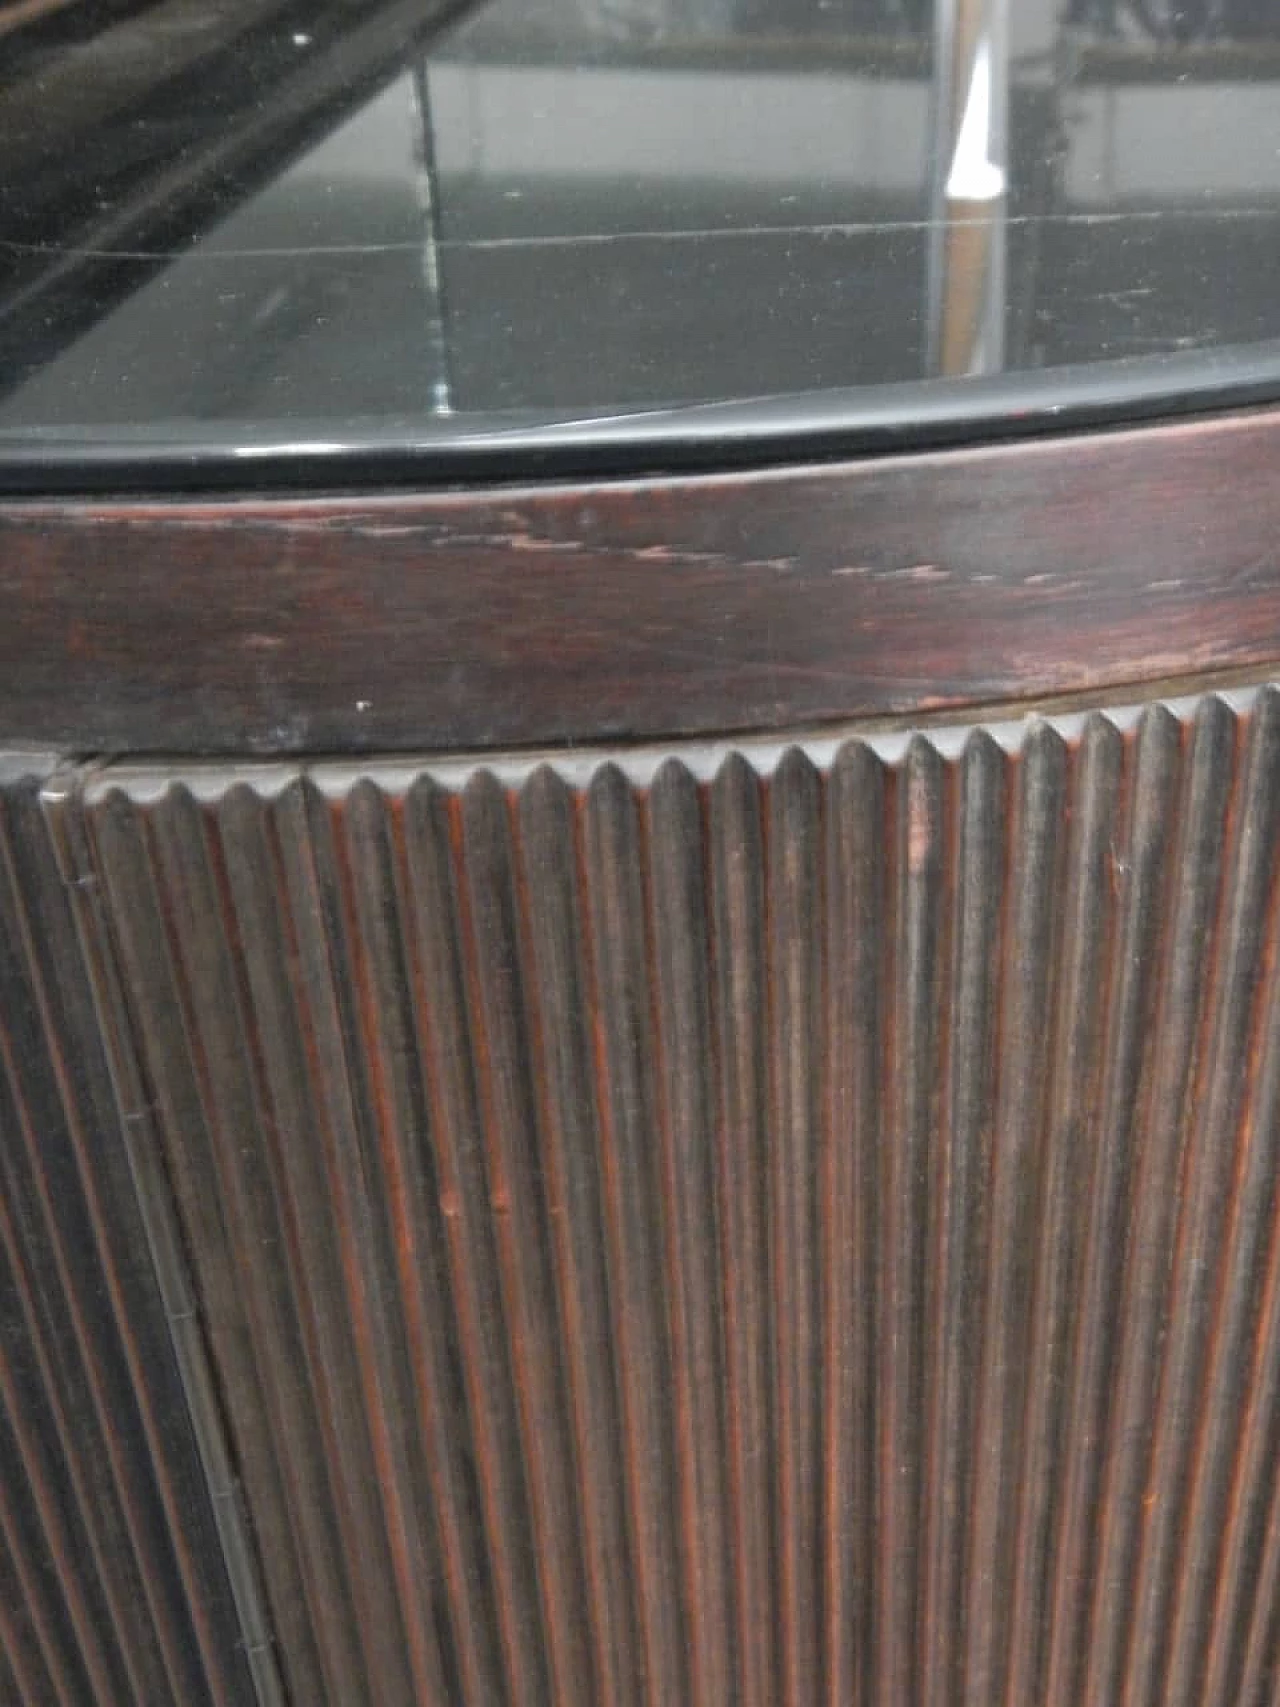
[1,0,1279,484]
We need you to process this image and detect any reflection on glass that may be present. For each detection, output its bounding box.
[930,0,1009,377]
[0,0,1279,447]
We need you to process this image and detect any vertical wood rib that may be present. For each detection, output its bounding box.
[27,680,1280,1706]
[963,724,1063,1707]
[583,762,688,1707]
[1203,839,1280,1707]
[823,741,883,1707]
[768,748,824,1707]
[878,734,945,1707]
[710,753,777,1707]
[646,760,734,1707]
[923,732,1002,1707]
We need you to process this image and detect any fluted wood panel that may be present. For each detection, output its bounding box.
[45,685,1280,1707]
[0,762,267,1707]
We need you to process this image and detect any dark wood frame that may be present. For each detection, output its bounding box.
[1,401,1278,758]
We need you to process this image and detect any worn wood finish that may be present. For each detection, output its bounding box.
[41,681,1280,1707]
[0,404,1280,757]
[0,758,274,1707]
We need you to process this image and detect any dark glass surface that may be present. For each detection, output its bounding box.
[1,0,1280,481]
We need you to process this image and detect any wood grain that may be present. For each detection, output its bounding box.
[3,405,1280,757]
[43,680,1280,1706]
[0,759,273,1706]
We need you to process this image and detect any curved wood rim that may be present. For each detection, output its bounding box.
[2,403,1279,756]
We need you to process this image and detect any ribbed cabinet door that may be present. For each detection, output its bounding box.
[42,685,1280,1707]
[0,762,261,1707]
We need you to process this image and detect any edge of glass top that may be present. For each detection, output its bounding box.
[0,340,1275,498]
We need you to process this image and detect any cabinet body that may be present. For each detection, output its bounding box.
[3,411,1280,1705]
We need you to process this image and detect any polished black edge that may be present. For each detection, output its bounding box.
[1,340,1279,497]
